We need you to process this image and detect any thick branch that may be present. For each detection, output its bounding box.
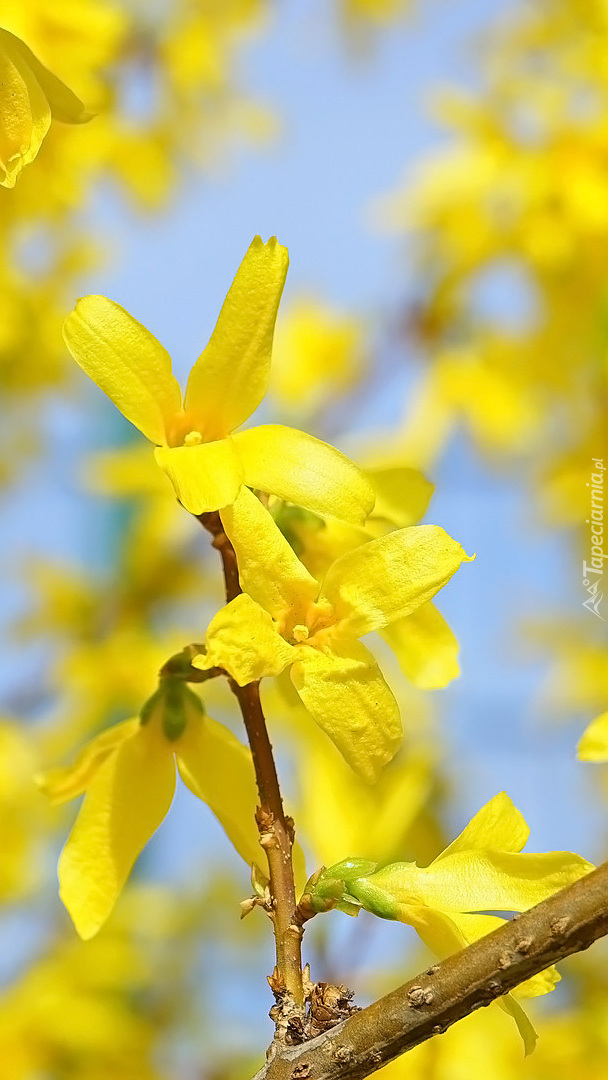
[198,511,304,1010]
[253,860,608,1080]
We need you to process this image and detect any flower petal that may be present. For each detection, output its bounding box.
[185,236,289,439]
[220,486,318,622]
[63,296,182,445]
[436,792,529,859]
[0,28,90,124]
[514,965,561,999]
[498,996,538,1056]
[368,466,433,528]
[290,638,402,782]
[233,424,375,524]
[36,718,139,805]
[176,715,261,870]
[154,438,243,514]
[59,723,176,939]
[577,710,608,761]
[194,594,295,685]
[380,602,460,690]
[320,524,472,636]
[0,31,50,189]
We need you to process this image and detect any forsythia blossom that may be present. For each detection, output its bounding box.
[62,237,375,522]
[309,792,594,1053]
[38,683,260,939]
[0,27,90,188]
[274,464,461,690]
[194,486,470,780]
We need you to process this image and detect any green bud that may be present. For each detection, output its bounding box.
[307,858,378,915]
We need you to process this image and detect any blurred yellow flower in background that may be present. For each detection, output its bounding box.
[0,27,90,189]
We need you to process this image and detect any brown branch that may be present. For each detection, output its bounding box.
[197,510,304,1013]
[198,510,242,604]
[252,860,608,1080]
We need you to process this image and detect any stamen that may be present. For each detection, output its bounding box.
[183,430,203,446]
[292,624,309,643]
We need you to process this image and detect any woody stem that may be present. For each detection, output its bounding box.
[198,510,304,1011]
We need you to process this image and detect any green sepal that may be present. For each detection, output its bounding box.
[139,678,205,741]
[159,644,208,681]
[347,874,404,921]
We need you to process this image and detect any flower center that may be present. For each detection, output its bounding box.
[283,599,336,648]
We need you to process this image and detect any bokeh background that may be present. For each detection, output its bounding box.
[1,1,608,1077]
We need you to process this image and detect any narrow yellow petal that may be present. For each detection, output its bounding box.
[59,724,176,939]
[0,28,90,124]
[498,996,538,1056]
[220,486,318,622]
[194,594,295,685]
[154,438,243,514]
[320,524,472,636]
[291,638,402,782]
[176,715,261,870]
[380,602,460,690]
[233,425,375,524]
[399,903,468,955]
[436,792,529,859]
[368,466,434,528]
[0,31,50,188]
[63,296,182,445]
[185,236,289,439]
[36,718,139,805]
[577,710,608,761]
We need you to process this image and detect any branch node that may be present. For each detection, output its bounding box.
[515,937,533,953]
[334,1046,355,1063]
[407,985,434,1007]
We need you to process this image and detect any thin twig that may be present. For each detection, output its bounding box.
[251,860,608,1080]
[198,510,304,1012]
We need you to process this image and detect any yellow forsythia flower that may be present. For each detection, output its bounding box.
[322,793,594,1053]
[194,486,470,781]
[0,27,90,188]
[63,236,375,522]
[38,690,260,939]
[275,465,461,690]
